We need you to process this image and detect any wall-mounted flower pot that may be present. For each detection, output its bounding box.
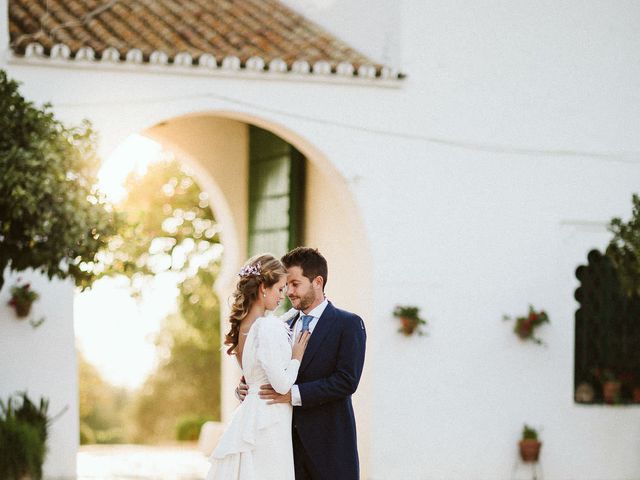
[399,317,417,336]
[8,281,39,319]
[632,387,640,403]
[602,381,621,404]
[519,439,542,462]
[393,305,427,336]
[13,300,33,318]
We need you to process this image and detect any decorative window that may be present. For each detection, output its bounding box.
[574,250,640,404]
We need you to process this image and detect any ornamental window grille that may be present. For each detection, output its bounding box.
[574,250,640,404]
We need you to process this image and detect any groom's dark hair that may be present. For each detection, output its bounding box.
[281,247,328,291]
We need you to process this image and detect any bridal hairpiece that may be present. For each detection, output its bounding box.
[239,262,261,277]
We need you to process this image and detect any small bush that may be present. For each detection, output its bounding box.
[176,416,211,441]
[95,427,126,444]
[0,393,51,480]
[79,421,96,445]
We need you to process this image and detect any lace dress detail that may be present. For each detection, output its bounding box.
[206,315,299,480]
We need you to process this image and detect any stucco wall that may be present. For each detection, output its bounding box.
[0,270,78,478]
[304,159,373,477]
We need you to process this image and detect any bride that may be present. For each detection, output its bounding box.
[206,254,310,480]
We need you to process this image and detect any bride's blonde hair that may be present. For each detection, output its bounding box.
[224,253,286,355]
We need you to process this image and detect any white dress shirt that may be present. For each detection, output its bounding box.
[290,298,328,406]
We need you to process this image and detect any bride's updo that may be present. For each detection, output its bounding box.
[224,253,287,355]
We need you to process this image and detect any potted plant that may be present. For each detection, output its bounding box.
[633,385,640,404]
[503,306,549,345]
[519,424,542,463]
[8,280,39,318]
[0,392,57,480]
[393,305,427,336]
[600,369,621,404]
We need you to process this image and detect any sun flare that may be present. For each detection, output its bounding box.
[98,134,163,203]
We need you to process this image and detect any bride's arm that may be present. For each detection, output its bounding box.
[256,320,301,394]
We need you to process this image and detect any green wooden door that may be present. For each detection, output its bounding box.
[248,126,304,257]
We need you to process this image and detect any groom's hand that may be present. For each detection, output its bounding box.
[259,384,291,405]
[236,377,248,402]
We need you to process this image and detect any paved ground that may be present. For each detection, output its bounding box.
[76,444,211,480]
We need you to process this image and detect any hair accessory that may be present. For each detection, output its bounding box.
[239,262,261,277]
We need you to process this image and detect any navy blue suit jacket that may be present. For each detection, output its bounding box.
[288,301,366,480]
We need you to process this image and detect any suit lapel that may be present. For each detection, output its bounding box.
[300,302,336,372]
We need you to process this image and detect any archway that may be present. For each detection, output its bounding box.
[86,110,373,475]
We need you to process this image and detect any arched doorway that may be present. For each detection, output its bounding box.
[84,111,373,475]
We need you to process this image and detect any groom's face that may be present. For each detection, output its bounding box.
[286,266,319,311]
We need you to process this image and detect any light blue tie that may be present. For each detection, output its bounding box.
[301,315,314,333]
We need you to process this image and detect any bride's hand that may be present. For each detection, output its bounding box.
[292,331,311,361]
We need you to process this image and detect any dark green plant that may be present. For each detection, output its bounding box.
[176,415,213,441]
[0,416,44,480]
[0,69,118,292]
[522,424,539,441]
[0,392,59,480]
[606,194,640,297]
[393,305,427,336]
[9,280,38,304]
[8,279,39,318]
[574,250,640,403]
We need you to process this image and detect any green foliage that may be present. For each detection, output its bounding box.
[131,265,221,442]
[0,417,44,480]
[521,424,539,441]
[607,194,640,297]
[0,69,118,291]
[176,415,213,441]
[9,280,38,303]
[0,392,52,480]
[98,158,221,289]
[78,350,131,445]
[574,250,640,403]
[95,157,221,443]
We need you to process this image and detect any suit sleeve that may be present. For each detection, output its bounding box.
[256,319,300,394]
[297,315,366,408]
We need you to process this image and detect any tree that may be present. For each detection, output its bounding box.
[98,156,221,287]
[0,70,117,291]
[99,156,222,442]
[131,265,221,442]
[607,194,640,297]
[77,350,130,444]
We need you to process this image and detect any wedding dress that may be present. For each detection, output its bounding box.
[206,313,299,480]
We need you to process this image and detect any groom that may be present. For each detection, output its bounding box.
[257,247,366,479]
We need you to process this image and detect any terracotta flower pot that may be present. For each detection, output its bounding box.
[603,381,621,404]
[519,439,541,462]
[400,317,417,336]
[13,300,32,318]
[632,387,640,403]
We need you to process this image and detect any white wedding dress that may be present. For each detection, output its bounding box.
[206,314,299,480]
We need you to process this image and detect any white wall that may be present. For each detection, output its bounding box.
[304,159,374,478]
[1,0,640,478]
[0,270,78,478]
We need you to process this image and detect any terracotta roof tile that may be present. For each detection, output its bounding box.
[8,0,401,78]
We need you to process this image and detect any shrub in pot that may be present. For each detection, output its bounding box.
[519,424,542,463]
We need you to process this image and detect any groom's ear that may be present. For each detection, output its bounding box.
[313,275,324,291]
